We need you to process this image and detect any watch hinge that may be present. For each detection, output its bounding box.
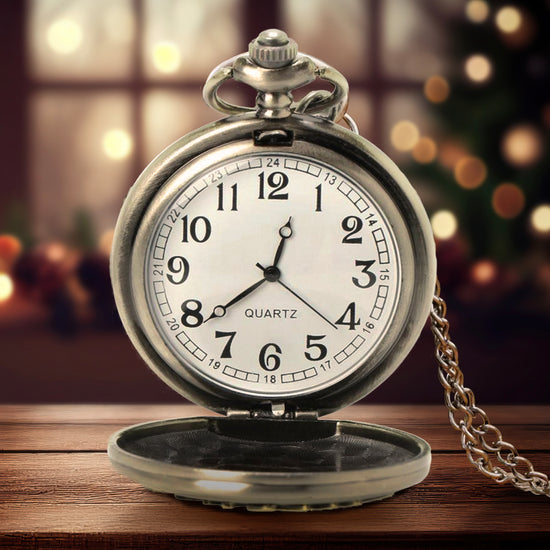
[227,403,318,420]
[253,129,294,146]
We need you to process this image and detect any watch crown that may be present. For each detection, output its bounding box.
[249,29,298,68]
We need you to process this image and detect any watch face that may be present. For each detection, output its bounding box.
[135,143,405,400]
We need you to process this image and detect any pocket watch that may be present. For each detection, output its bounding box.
[108,29,437,511]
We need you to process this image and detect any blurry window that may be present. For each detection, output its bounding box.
[27,0,451,239]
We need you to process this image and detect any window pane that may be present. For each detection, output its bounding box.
[28,0,135,80]
[382,0,460,81]
[347,92,373,140]
[143,0,243,80]
[143,89,243,160]
[31,92,134,240]
[282,0,369,79]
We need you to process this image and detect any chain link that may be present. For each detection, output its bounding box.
[430,280,550,497]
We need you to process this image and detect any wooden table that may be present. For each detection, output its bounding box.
[1,404,549,549]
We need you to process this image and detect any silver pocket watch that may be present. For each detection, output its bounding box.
[107,28,438,511]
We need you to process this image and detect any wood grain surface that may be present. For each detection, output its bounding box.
[1,404,549,549]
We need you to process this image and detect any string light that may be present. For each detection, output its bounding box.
[501,124,542,168]
[495,6,522,33]
[0,273,14,302]
[424,76,450,103]
[431,210,458,240]
[466,0,490,23]
[412,137,438,164]
[152,41,181,74]
[492,183,525,219]
[390,121,420,152]
[464,54,492,83]
[471,259,498,285]
[102,129,133,160]
[47,19,83,55]
[530,204,550,234]
[454,156,487,189]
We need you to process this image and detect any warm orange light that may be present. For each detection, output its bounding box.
[466,0,490,23]
[530,204,550,234]
[0,273,14,302]
[495,6,522,33]
[390,120,420,152]
[465,54,492,83]
[99,229,115,256]
[152,41,181,74]
[431,210,458,240]
[102,129,133,160]
[471,260,498,285]
[0,234,22,268]
[439,141,469,169]
[47,19,83,55]
[501,124,542,168]
[412,137,438,164]
[492,183,525,219]
[454,156,487,189]
[424,76,450,103]
[43,242,68,263]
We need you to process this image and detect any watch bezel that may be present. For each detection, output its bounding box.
[111,113,436,416]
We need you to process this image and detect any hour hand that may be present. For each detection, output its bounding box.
[205,278,267,322]
[272,217,293,268]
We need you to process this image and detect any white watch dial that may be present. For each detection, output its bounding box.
[142,151,401,398]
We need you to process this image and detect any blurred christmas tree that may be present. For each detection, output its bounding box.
[407,0,550,274]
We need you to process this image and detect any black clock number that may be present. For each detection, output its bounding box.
[258,171,289,200]
[217,183,238,211]
[181,299,204,328]
[182,215,211,243]
[259,343,282,371]
[314,184,322,212]
[215,330,236,359]
[335,302,361,330]
[341,216,363,244]
[305,335,327,361]
[166,256,189,284]
[352,260,377,289]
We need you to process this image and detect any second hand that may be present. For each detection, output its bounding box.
[256,263,338,330]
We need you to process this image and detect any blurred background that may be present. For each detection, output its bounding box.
[0,0,549,404]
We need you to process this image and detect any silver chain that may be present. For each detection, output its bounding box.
[430,279,550,497]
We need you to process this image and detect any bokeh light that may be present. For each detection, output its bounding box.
[495,6,522,33]
[464,54,492,83]
[471,259,498,285]
[99,229,115,256]
[501,124,543,167]
[0,273,14,302]
[152,41,181,74]
[0,235,22,268]
[492,183,525,219]
[102,129,133,160]
[466,0,490,23]
[454,156,487,189]
[47,19,83,55]
[431,210,458,240]
[412,137,438,164]
[530,204,550,234]
[43,242,69,263]
[390,120,420,152]
[424,76,450,103]
[439,141,469,169]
